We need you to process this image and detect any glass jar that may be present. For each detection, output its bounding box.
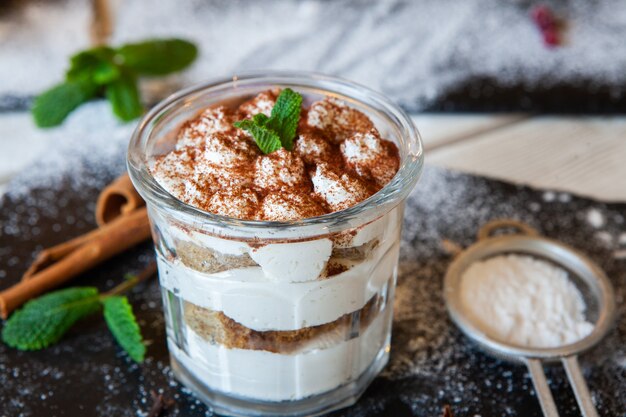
[127,72,423,417]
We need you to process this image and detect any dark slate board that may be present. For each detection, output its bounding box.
[0,165,624,417]
[422,77,626,114]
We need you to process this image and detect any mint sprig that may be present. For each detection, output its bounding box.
[233,88,303,154]
[103,296,145,363]
[1,266,155,362]
[266,88,302,150]
[233,119,282,154]
[32,80,99,128]
[1,287,101,350]
[116,39,198,76]
[106,69,143,121]
[32,38,198,128]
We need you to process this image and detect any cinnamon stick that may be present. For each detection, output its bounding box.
[23,173,146,281]
[0,207,151,319]
[22,227,104,280]
[95,173,145,227]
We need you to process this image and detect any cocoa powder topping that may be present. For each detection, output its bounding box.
[151,90,400,220]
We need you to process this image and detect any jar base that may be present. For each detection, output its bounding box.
[169,346,389,417]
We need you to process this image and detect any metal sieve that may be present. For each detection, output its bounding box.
[444,220,616,417]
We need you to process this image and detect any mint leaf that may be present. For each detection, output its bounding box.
[105,70,143,121]
[32,38,197,128]
[2,287,100,350]
[233,89,303,153]
[117,39,198,76]
[92,61,121,85]
[102,296,145,362]
[253,113,270,125]
[233,119,282,154]
[266,88,302,150]
[32,80,99,128]
[67,46,118,84]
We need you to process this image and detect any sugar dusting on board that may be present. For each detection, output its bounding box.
[0,110,625,415]
[4,102,134,201]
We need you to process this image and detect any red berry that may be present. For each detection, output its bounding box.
[531,5,556,31]
[543,30,559,47]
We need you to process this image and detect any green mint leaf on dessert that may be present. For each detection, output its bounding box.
[32,80,99,128]
[266,88,302,150]
[233,89,303,153]
[116,39,198,76]
[102,296,146,363]
[106,70,143,121]
[234,119,282,154]
[252,113,270,125]
[2,287,100,350]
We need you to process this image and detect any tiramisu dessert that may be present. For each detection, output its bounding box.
[128,75,422,416]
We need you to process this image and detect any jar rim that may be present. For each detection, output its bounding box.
[127,70,424,234]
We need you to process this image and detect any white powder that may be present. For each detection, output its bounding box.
[459,254,594,348]
[587,208,606,228]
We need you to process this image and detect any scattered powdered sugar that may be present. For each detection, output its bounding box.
[5,101,135,201]
[459,254,593,348]
[238,90,279,118]
[311,163,372,211]
[176,106,238,149]
[558,193,572,203]
[341,131,384,164]
[261,191,325,221]
[196,132,258,167]
[294,132,335,165]
[0,0,91,98]
[254,149,308,191]
[587,208,606,228]
[341,130,399,187]
[205,187,260,219]
[307,98,375,143]
[542,191,556,202]
[595,231,614,247]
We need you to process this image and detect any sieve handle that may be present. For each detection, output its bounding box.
[477,219,539,241]
[562,356,599,417]
[525,358,560,417]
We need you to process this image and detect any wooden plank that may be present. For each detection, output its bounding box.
[411,113,527,150]
[428,116,626,203]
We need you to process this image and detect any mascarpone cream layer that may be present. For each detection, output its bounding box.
[165,206,401,278]
[171,308,389,402]
[157,240,399,331]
